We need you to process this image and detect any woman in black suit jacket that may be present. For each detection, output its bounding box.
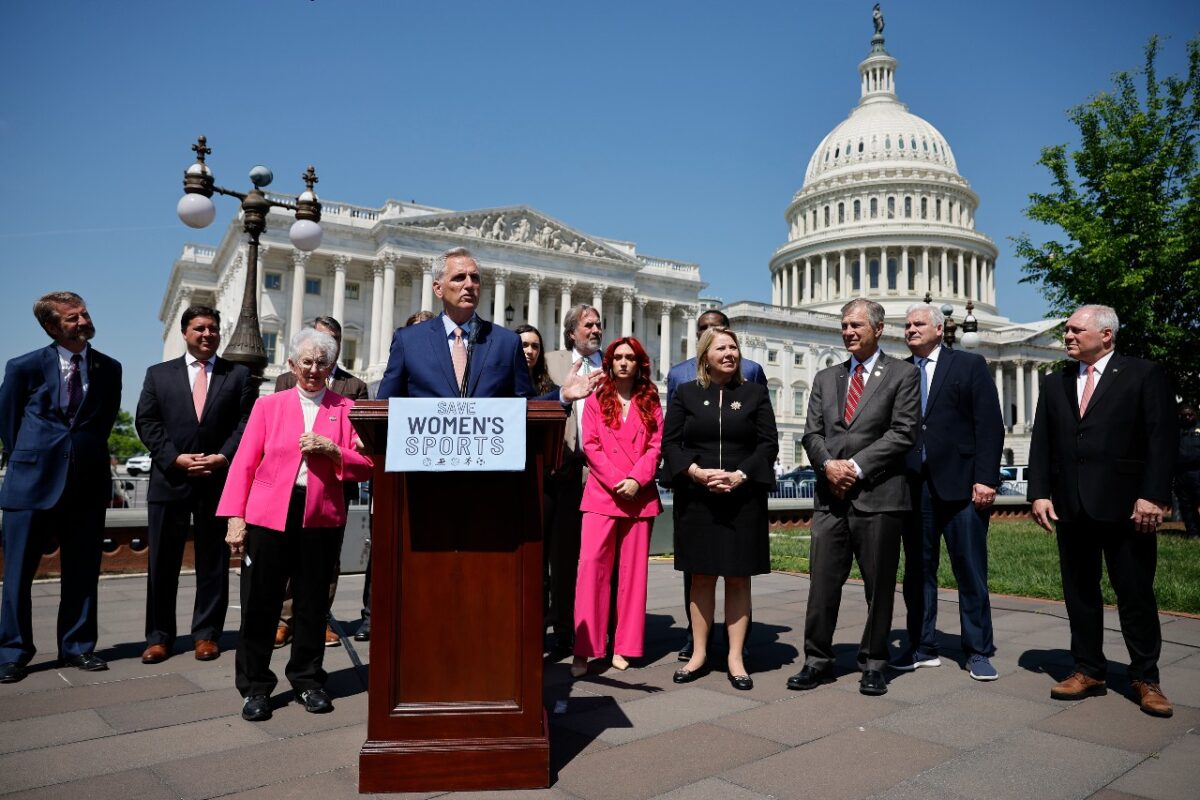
[662,327,778,690]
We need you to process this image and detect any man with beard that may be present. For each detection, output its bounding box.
[0,292,122,682]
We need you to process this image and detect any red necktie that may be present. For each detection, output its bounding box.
[844,363,865,424]
[1078,364,1095,416]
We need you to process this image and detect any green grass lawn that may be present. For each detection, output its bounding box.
[770,519,1200,615]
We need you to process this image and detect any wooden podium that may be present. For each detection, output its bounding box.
[350,400,565,793]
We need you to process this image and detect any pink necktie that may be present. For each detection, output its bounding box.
[193,360,208,420]
[452,328,467,390]
[1078,364,1095,416]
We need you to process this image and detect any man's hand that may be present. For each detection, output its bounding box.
[1130,498,1169,534]
[824,460,858,496]
[972,483,996,511]
[1032,498,1057,532]
[560,359,606,402]
[613,478,640,499]
[175,453,226,477]
[226,517,247,555]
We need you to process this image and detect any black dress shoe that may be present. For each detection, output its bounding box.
[672,664,709,684]
[298,687,334,713]
[60,653,108,672]
[0,662,27,683]
[786,665,834,691]
[728,673,754,691]
[242,694,272,721]
[859,669,888,696]
[353,626,370,642]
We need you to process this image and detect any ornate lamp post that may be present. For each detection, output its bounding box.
[923,293,958,349]
[176,135,324,377]
[960,299,980,349]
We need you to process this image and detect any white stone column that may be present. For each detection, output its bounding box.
[527,276,541,331]
[380,254,396,345]
[685,307,697,358]
[771,270,780,305]
[970,253,978,301]
[635,297,648,344]
[409,268,423,316]
[658,303,674,380]
[956,250,966,300]
[560,280,574,341]
[994,362,1006,429]
[805,258,813,303]
[821,253,830,301]
[369,261,384,365]
[591,286,604,326]
[1014,360,1026,429]
[330,255,348,324]
[988,259,996,305]
[859,248,868,295]
[1030,362,1041,418]
[839,251,848,299]
[938,249,948,296]
[492,269,509,328]
[791,262,800,306]
[621,289,634,337]
[289,251,309,346]
[420,259,434,314]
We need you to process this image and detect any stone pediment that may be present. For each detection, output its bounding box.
[391,206,636,263]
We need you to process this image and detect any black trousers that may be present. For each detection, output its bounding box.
[145,494,228,646]
[547,463,584,639]
[804,507,903,673]
[1175,470,1200,537]
[235,490,341,697]
[1056,517,1161,682]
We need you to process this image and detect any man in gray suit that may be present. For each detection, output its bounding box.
[790,298,920,696]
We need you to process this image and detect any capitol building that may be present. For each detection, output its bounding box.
[160,19,1060,467]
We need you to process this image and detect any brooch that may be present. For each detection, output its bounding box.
[730,401,742,411]
[703,400,710,406]
[328,416,337,422]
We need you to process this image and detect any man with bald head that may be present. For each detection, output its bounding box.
[1028,304,1177,717]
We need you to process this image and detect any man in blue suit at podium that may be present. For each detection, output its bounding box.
[377,247,600,402]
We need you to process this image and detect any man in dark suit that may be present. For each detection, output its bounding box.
[135,305,256,664]
[895,303,1004,681]
[0,292,122,682]
[792,298,919,696]
[665,308,769,661]
[1028,304,1177,717]
[273,316,369,648]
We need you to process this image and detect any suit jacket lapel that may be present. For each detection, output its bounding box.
[1082,353,1123,419]
[201,358,228,423]
[923,348,952,416]
[1061,362,1080,421]
[74,347,107,425]
[835,360,850,422]
[613,408,642,465]
[41,346,68,424]
[312,392,341,438]
[429,318,459,396]
[467,320,494,397]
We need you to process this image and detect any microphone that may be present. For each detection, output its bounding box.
[460,319,481,397]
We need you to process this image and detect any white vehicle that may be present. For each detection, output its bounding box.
[124,454,152,476]
[998,465,1028,496]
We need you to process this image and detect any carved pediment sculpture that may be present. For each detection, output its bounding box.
[395,207,628,262]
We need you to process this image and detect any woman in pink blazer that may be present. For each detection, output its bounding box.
[217,328,372,722]
[572,337,663,677]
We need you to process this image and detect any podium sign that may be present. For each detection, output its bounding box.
[351,400,565,793]
[384,397,527,472]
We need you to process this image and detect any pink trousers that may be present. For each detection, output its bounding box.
[573,512,651,658]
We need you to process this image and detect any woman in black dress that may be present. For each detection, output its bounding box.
[662,327,778,690]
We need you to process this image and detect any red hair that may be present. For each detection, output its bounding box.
[596,337,660,431]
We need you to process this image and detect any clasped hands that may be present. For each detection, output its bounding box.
[300,431,341,465]
[1032,497,1169,534]
[823,459,858,499]
[689,465,746,493]
[613,478,641,499]
[174,453,228,477]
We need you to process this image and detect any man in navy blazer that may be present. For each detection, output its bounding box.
[135,305,256,665]
[378,247,600,402]
[665,309,769,661]
[895,304,1004,681]
[0,292,122,682]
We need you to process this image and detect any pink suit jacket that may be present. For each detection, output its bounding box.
[580,393,663,519]
[216,388,373,532]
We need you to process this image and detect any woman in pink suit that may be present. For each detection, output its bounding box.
[571,337,663,678]
[217,328,373,722]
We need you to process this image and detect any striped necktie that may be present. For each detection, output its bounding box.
[844,363,865,424]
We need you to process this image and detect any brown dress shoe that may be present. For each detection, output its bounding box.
[141,644,169,664]
[194,640,220,661]
[324,625,340,647]
[1050,671,1107,700]
[274,625,291,649]
[1131,680,1173,717]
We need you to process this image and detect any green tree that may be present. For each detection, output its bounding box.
[1015,35,1200,402]
[107,409,147,461]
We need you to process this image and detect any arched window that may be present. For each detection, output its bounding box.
[904,196,912,218]
[887,196,895,219]
[898,136,905,150]
[870,198,878,219]
[935,198,942,220]
[853,199,861,221]
[922,139,929,152]
[824,205,830,227]
[869,258,880,289]
[851,259,861,290]
[884,135,892,150]
[911,136,917,150]
[920,197,928,219]
[834,146,840,158]
[858,139,864,153]
[887,257,898,290]
[837,202,845,224]
[792,384,809,416]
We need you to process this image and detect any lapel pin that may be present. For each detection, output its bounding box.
[703,400,710,406]
[730,401,742,410]
[328,416,337,422]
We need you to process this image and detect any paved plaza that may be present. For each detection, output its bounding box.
[1,561,1197,799]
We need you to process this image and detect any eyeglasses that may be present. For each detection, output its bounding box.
[296,358,332,370]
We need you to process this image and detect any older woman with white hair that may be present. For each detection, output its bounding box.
[217,327,373,722]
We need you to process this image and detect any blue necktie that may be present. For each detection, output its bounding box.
[917,357,929,414]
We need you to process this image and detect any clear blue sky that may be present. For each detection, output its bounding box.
[1,0,1196,411]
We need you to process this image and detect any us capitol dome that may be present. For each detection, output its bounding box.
[768,22,1000,322]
